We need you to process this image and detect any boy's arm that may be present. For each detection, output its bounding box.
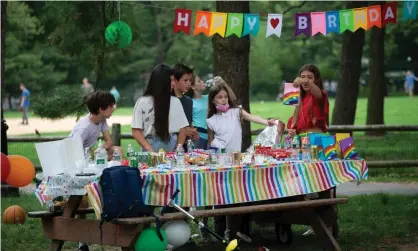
[132,128,153,152]
[241,109,276,126]
[102,130,113,150]
[176,127,187,148]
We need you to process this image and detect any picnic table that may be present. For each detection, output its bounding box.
[30,159,368,251]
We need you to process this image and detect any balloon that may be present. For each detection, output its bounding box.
[226,239,238,251]
[162,220,191,247]
[135,227,167,251]
[1,153,11,182]
[5,155,35,187]
[105,21,132,49]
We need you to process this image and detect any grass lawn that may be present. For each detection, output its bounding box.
[5,96,418,125]
[2,194,418,250]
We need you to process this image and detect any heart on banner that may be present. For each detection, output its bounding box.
[266,14,283,38]
[270,18,280,28]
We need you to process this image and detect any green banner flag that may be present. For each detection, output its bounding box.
[339,9,354,33]
[225,13,244,37]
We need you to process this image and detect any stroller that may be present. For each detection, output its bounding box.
[161,189,269,251]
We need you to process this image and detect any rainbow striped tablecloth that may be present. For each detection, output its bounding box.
[140,159,368,207]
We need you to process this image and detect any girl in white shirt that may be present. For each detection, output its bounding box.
[131,64,189,152]
[206,77,276,153]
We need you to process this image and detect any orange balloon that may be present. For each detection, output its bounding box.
[5,155,35,188]
[3,205,27,224]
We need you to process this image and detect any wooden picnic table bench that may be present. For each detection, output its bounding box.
[28,193,347,251]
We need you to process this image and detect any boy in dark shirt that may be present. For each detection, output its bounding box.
[171,64,199,145]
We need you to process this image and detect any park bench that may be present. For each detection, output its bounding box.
[28,194,347,251]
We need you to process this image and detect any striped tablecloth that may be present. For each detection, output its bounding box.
[140,159,368,207]
[37,159,368,218]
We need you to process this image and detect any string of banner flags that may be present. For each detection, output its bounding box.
[173,1,417,38]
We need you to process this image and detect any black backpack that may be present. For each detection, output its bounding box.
[99,166,163,242]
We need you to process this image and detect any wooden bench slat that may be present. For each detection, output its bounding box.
[114,198,348,225]
[28,208,95,218]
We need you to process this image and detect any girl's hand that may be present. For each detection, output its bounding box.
[293,77,309,88]
[288,129,296,137]
[267,119,277,126]
[293,77,301,88]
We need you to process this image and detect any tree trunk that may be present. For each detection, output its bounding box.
[1,1,8,155]
[212,1,251,151]
[94,1,107,90]
[331,1,367,126]
[366,25,386,136]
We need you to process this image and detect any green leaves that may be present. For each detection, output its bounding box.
[31,85,86,120]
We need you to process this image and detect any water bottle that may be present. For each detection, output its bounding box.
[301,136,311,161]
[291,136,301,160]
[284,135,292,149]
[112,148,122,162]
[186,139,195,153]
[84,147,93,165]
[126,144,137,168]
[94,140,108,169]
[176,144,185,167]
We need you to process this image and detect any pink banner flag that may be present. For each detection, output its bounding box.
[311,12,326,36]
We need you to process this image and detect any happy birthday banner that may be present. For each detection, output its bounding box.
[173,1,417,38]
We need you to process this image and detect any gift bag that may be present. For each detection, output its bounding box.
[340,137,358,159]
[321,136,338,160]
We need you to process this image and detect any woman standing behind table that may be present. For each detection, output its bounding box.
[131,64,189,152]
[186,75,209,149]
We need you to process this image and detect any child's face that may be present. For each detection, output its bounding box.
[192,76,206,92]
[100,105,115,119]
[174,73,192,94]
[299,70,315,91]
[213,90,228,106]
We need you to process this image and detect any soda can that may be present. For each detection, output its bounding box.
[310,145,319,160]
[232,152,241,165]
[254,143,261,152]
[150,153,158,167]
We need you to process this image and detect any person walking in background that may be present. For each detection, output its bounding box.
[76,77,95,122]
[405,70,418,97]
[19,83,30,125]
[81,77,94,96]
[110,86,120,104]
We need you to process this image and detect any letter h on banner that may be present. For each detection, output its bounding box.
[174,8,192,34]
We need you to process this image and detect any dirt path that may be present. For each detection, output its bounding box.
[5,116,133,136]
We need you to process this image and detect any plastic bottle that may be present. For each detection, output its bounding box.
[176,144,185,167]
[126,144,137,168]
[84,147,93,165]
[186,139,195,153]
[112,148,122,162]
[291,136,301,160]
[94,140,108,169]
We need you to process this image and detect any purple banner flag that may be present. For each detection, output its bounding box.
[295,13,311,37]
